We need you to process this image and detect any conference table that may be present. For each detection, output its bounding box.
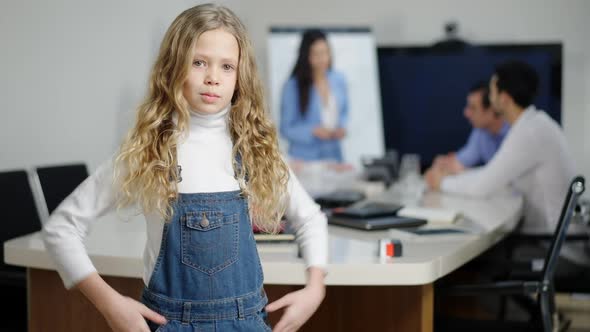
[4,189,522,331]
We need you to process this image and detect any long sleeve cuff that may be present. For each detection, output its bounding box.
[42,226,97,289]
[296,213,329,268]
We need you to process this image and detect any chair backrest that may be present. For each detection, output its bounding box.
[35,163,89,215]
[0,170,43,272]
[542,175,585,282]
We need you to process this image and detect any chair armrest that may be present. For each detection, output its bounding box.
[508,233,589,243]
[440,281,541,296]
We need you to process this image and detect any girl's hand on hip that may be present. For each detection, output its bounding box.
[102,295,167,332]
[265,284,325,332]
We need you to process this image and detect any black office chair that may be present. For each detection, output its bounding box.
[35,163,89,214]
[0,169,43,285]
[437,176,586,332]
[0,169,43,331]
[493,200,590,323]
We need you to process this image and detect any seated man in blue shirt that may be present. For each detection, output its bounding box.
[426,81,509,176]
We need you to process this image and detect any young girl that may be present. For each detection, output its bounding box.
[42,4,328,332]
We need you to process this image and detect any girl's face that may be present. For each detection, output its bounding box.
[308,39,330,74]
[183,28,239,114]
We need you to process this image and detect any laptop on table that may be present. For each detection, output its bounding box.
[327,202,427,230]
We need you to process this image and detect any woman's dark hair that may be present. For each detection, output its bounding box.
[291,29,330,116]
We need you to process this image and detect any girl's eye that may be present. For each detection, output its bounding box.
[193,60,205,67]
[223,64,234,71]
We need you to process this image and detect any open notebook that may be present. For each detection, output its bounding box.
[252,222,295,243]
[396,206,461,225]
[253,233,295,243]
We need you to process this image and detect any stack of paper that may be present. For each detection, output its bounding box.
[254,233,295,243]
[397,206,461,224]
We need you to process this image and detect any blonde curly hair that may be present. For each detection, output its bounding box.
[114,3,289,233]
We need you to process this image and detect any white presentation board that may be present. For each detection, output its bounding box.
[267,27,385,169]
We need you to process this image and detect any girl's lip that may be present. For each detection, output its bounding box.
[201,92,220,97]
[201,93,219,104]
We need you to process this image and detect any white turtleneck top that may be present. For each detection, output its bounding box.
[42,106,328,289]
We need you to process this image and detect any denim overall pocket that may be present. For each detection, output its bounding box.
[181,210,239,274]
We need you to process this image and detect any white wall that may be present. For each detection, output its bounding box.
[0,0,243,171]
[2,0,589,183]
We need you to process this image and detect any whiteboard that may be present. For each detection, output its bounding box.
[267,27,385,168]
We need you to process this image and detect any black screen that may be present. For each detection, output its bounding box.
[377,44,562,170]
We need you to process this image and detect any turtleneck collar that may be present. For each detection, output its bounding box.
[188,104,230,130]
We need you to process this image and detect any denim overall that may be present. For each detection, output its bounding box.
[141,190,271,331]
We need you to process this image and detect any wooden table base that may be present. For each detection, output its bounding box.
[28,268,432,332]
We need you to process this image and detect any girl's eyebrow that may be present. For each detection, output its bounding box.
[193,52,238,64]
[221,58,238,65]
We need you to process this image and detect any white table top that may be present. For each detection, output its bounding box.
[4,191,522,286]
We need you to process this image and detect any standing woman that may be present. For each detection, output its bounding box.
[280,29,349,162]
